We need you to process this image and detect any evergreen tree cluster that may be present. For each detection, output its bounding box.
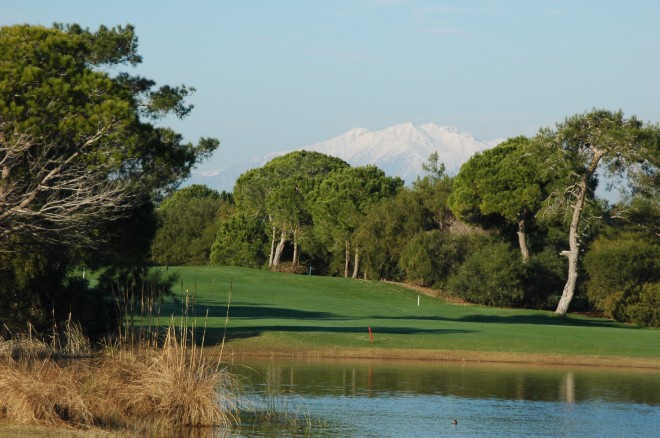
[176,110,658,326]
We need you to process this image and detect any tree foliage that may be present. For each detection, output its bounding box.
[355,190,428,281]
[585,229,659,326]
[412,162,455,231]
[0,24,217,254]
[210,212,268,268]
[355,157,455,282]
[449,136,561,261]
[446,240,527,307]
[151,185,234,265]
[0,24,217,331]
[398,231,471,287]
[233,151,349,268]
[310,165,403,277]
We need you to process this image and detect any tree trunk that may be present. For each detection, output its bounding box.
[344,239,350,278]
[272,228,287,268]
[352,247,360,279]
[268,220,276,268]
[292,227,299,265]
[517,218,530,263]
[555,182,584,316]
[555,149,604,316]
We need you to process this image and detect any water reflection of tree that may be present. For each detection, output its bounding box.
[238,360,660,406]
[561,373,575,404]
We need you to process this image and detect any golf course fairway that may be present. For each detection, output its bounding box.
[153,266,660,368]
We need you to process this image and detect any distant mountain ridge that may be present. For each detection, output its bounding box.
[189,123,505,192]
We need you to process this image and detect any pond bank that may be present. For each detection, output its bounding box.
[214,344,660,370]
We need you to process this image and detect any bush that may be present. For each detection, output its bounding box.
[620,283,660,327]
[521,248,566,309]
[398,231,470,287]
[210,213,268,268]
[585,230,660,326]
[447,241,526,307]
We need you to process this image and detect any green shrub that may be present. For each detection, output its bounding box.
[620,283,660,327]
[585,231,660,326]
[447,241,526,307]
[210,213,268,268]
[521,248,566,309]
[398,231,470,287]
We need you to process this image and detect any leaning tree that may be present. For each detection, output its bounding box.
[538,109,659,316]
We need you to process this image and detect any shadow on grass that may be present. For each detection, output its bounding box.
[159,301,345,320]
[192,325,475,345]
[370,313,630,329]
[226,305,339,320]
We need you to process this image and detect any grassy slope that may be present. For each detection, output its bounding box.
[156,266,660,366]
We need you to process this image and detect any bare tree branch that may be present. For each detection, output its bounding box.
[0,120,140,253]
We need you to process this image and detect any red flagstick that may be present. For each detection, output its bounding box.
[368,326,373,344]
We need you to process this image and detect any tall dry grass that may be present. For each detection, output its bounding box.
[0,323,53,360]
[0,360,93,427]
[95,325,240,429]
[0,321,240,434]
[0,315,91,360]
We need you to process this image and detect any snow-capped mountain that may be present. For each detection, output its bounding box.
[189,123,504,192]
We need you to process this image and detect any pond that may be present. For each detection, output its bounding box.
[228,357,660,438]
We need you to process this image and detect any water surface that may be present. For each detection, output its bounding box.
[229,358,660,437]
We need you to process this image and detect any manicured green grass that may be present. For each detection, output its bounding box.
[154,266,660,360]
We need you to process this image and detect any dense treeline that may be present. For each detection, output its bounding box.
[210,151,404,276]
[158,110,658,326]
[151,185,234,266]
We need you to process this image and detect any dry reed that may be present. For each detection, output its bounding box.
[96,325,240,429]
[0,322,240,434]
[0,324,51,360]
[0,360,93,427]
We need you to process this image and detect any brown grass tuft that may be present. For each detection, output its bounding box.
[0,360,93,427]
[96,327,240,429]
[0,324,241,433]
[0,325,51,360]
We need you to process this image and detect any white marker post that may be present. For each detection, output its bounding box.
[417,295,420,306]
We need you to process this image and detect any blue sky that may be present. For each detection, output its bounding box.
[2,0,659,175]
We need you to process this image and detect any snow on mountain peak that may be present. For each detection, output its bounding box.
[189,123,504,191]
[343,127,372,138]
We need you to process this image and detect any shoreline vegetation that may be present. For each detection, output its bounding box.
[0,323,240,436]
